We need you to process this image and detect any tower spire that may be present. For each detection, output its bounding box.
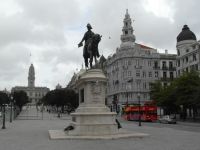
[120,9,136,44]
[28,64,35,87]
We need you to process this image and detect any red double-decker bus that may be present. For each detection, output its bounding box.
[124,105,157,122]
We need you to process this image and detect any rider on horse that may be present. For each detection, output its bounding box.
[78,23,95,68]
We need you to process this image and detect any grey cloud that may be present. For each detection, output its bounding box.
[18,0,82,27]
[0,0,200,90]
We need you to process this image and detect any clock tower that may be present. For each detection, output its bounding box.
[28,64,35,87]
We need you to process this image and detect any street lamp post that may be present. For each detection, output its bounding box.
[137,93,141,126]
[2,104,6,129]
[10,96,13,123]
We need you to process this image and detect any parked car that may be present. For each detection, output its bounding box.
[158,115,176,124]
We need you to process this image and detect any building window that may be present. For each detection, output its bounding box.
[163,72,167,79]
[186,57,188,63]
[136,71,140,77]
[143,71,146,78]
[155,71,158,77]
[162,61,167,69]
[170,72,174,80]
[149,72,152,78]
[125,30,128,35]
[193,54,197,61]
[186,49,189,53]
[128,71,132,76]
[154,61,158,69]
[178,60,180,67]
[169,61,173,69]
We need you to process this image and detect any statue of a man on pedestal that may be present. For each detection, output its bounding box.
[78,23,101,68]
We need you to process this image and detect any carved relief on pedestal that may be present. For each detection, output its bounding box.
[90,81,102,103]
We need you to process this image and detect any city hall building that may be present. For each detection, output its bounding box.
[12,64,49,105]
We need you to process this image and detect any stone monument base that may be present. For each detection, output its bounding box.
[49,69,149,140]
[49,129,149,140]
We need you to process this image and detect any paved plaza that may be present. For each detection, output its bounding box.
[0,107,200,150]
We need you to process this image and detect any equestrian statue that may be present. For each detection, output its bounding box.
[78,23,101,68]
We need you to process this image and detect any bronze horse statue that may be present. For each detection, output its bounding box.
[79,34,101,68]
[87,34,101,68]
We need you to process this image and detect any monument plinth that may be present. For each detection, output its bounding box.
[69,69,118,136]
[49,69,149,139]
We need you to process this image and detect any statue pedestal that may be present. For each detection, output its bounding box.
[68,69,118,136]
[49,69,149,139]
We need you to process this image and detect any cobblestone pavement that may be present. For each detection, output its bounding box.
[0,107,200,150]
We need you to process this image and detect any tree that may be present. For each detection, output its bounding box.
[41,89,79,113]
[158,83,179,115]
[150,71,200,119]
[173,71,200,119]
[150,81,179,115]
[0,91,10,106]
[13,91,29,111]
[150,81,163,104]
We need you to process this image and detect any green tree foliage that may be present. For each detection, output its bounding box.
[150,81,179,114]
[13,91,29,111]
[174,71,200,108]
[0,91,10,106]
[150,71,200,117]
[150,81,163,104]
[41,89,78,112]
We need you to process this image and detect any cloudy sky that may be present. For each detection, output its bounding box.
[0,0,200,91]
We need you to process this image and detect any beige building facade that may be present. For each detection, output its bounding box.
[12,64,49,105]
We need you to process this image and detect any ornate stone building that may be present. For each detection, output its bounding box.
[12,64,49,105]
[176,25,200,76]
[104,10,176,108]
